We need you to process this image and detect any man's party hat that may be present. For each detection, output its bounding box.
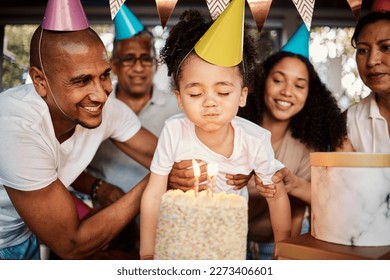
[41,0,89,31]
[114,4,144,40]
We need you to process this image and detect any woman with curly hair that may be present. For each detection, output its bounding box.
[239,49,347,259]
[140,8,291,260]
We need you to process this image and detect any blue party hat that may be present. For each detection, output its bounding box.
[281,23,309,58]
[114,5,144,40]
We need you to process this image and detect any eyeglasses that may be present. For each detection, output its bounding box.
[115,54,155,67]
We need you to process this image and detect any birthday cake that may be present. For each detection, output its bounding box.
[154,189,248,260]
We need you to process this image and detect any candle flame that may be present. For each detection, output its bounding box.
[192,159,201,178]
[207,162,219,177]
[192,159,201,196]
[207,162,218,196]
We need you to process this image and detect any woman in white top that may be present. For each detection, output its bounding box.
[343,11,390,152]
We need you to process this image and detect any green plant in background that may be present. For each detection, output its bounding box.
[2,24,114,91]
[3,24,364,109]
[3,25,37,90]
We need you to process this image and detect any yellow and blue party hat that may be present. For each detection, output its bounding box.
[281,23,309,59]
[114,4,144,40]
[194,0,245,67]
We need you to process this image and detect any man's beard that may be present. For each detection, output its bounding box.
[76,118,102,130]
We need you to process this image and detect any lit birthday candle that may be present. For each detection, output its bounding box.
[207,162,219,195]
[192,159,201,196]
[206,164,212,195]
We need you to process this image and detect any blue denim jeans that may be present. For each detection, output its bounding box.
[246,240,274,260]
[0,234,40,260]
[247,216,310,260]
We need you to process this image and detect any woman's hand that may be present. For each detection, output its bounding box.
[226,172,253,190]
[336,136,355,152]
[255,168,296,198]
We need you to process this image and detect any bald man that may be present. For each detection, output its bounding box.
[0,26,157,259]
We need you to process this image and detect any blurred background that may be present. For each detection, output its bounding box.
[0,0,375,110]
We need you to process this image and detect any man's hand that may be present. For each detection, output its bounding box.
[168,160,208,191]
[168,160,253,192]
[96,182,125,208]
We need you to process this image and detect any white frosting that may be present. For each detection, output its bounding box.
[155,189,248,259]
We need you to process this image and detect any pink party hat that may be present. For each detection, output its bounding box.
[42,0,89,31]
[371,0,390,11]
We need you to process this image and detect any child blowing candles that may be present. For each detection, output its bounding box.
[140,0,291,260]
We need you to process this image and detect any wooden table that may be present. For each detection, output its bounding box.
[275,233,390,260]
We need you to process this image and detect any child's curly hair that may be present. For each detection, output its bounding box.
[160,9,257,92]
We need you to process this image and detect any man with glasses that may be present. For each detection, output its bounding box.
[86,29,180,194]
[71,29,180,258]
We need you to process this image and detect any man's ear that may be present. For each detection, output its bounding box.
[29,66,48,97]
[174,90,183,109]
[110,59,118,76]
